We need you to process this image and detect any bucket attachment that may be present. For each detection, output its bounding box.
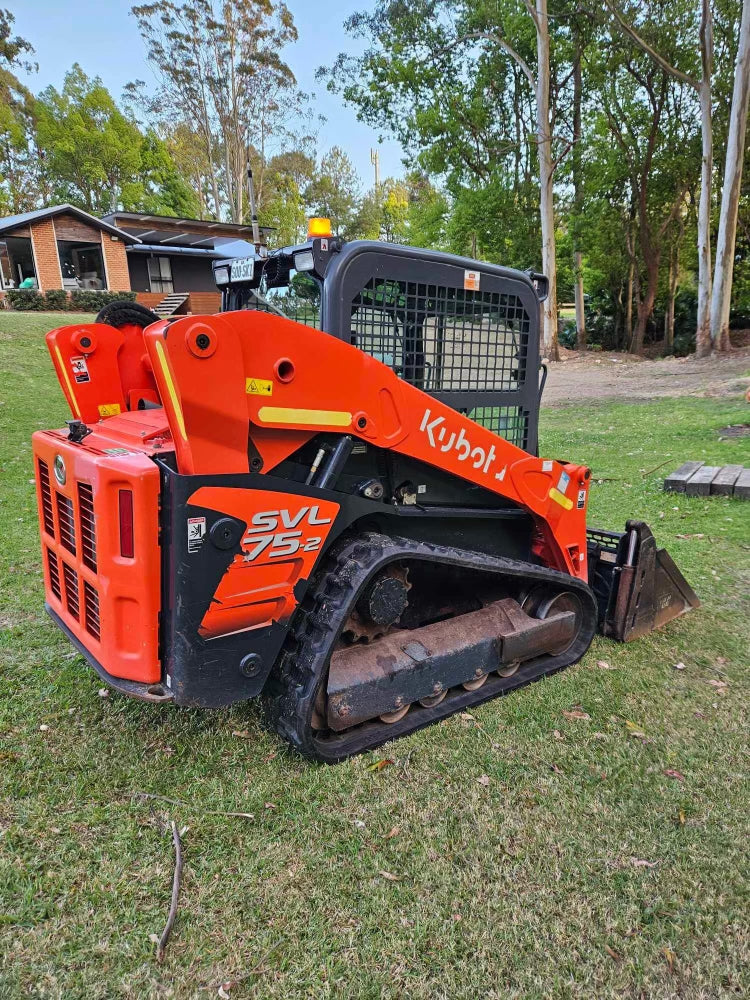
[587,521,700,642]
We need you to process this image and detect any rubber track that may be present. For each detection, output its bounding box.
[262,532,599,763]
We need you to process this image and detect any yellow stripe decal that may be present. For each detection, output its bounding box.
[549,487,573,510]
[54,346,81,419]
[153,339,187,441]
[257,406,352,427]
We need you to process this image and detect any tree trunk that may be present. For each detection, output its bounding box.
[665,244,678,354]
[574,251,586,350]
[632,253,659,355]
[535,0,558,360]
[710,0,750,352]
[695,0,714,356]
[572,33,586,351]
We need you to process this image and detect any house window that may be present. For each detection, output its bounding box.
[57,240,107,290]
[0,237,38,289]
[148,256,173,294]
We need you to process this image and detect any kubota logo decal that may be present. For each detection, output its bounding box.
[242,505,332,561]
[419,408,507,482]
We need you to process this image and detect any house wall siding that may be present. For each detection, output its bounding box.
[101,236,131,291]
[29,219,63,291]
[54,215,103,242]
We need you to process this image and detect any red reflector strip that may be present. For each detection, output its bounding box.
[119,490,134,558]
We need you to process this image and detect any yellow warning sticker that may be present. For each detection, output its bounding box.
[246,377,273,396]
[98,403,122,417]
[549,487,573,510]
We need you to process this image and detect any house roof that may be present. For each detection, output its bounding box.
[129,240,256,259]
[0,205,140,244]
[101,211,272,248]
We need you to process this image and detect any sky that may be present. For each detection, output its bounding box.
[13,0,407,186]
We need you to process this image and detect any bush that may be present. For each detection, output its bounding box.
[43,289,68,311]
[69,289,136,311]
[6,289,44,311]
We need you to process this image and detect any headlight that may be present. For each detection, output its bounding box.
[294,250,314,272]
[214,266,230,286]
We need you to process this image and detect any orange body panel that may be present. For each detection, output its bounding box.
[142,312,591,579]
[192,488,340,639]
[46,320,159,424]
[32,414,165,684]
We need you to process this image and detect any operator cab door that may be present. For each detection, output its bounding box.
[322,244,541,454]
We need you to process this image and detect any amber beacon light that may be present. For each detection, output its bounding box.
[307,217,332,239]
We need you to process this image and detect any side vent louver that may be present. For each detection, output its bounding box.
[38,460,55,536]
[83,582,101,640]
[56,492,76,555]
[47,548,61,600]
[62,563,79,621]
[78,483,97,571]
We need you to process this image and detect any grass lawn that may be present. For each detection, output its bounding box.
[1,312,748,999]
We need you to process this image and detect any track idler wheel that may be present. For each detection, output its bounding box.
[522,588,584,656]
[342,565,411,643]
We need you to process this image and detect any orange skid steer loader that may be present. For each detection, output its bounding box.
[32,225,699,761]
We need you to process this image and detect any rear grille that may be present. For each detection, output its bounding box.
[78,483,97,571]
[47,547,61,600]
[62,562,80,620]
[83,582,101,640]
[38,460,55,535]
[56,492,76,555]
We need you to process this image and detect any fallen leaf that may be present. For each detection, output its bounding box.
[563,708,590,721]
[367,758,395,772]
[707,679,728,693]
[663,947,676,973]
[39,724,49,732]
[383,826,400,840]
[591,732,608,740]
[625,720,647,738]
[378,870,399,882]
[232,730,252,739]
[630,857,659,868]
[353,819,366,829]
[553,729,564,741]
[673,661,686,671]
[597,660,614,670]
[663,769,685,782]
[98,688,109,698]
[675,533,704,539]
[148,933,160,944]
[264,802,277,810]
[451,912,462,922]
[477,774,491,786]
[218,986,231,999]
[605,945,622,962]
[460,712,474,721]
[716,656,727,666]
[678,810,686,826]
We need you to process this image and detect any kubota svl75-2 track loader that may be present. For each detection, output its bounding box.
[32,225,699,761]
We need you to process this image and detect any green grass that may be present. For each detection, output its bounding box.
[1,311,749,999]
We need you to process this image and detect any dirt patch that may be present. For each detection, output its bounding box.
[542,348,750,407]
[718,423,750,438]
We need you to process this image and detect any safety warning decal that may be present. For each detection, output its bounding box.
[187,516,206,553]
[71,355,90,384]
[98,402,121,417]
[577,489,587,509]
[464,269,481,291]
[556,470,570,495]
[246,377,273,396]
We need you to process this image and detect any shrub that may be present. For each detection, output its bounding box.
[6,289,44,311]
[69,289,136,311]
[43,289,68,311]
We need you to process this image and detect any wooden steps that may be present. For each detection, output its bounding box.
[664,462,750,499]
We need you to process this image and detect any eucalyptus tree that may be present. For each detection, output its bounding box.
[131,0,307,223]
[327,0,582,358]
[711,0,750,350]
